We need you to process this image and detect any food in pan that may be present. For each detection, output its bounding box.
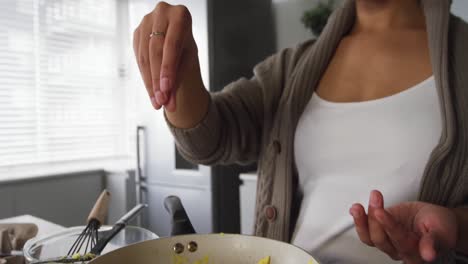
[193,256,210,264]
[70,253,96,261]
[257,256,271,264]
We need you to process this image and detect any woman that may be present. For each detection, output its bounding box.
[132,0,468,263]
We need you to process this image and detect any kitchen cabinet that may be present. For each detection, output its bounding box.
[0,171,104,227]
[0,186,14,219]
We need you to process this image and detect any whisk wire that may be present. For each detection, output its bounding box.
[65,190,109,258]
[67,221,99,256]
[67,225,89,256]
[85,229,92,254]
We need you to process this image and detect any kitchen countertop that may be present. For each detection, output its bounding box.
[0,215,65,239]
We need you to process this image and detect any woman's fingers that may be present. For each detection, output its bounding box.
[419,232,437,262]
[159,6,191,112]
[375,208,422,263]
[374,208,418,251]
[350,203,373,246]
[368,190,399,259]
[149,3,169,106]
[137,14,160,109]
[134,2,197,111]
[165,88,177,112]
[160,6,190,91]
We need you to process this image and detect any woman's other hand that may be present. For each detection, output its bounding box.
[349,190,458,263]
[133,1,208,121]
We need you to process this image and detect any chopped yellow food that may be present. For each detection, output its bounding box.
[257,256,270,264]
[193,256,210,264]
[172,254,188,264]
[67,252,96,262]
[172,255,210,264]
[83,253,97,260]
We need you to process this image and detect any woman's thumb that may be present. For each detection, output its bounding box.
[419,232,438,262]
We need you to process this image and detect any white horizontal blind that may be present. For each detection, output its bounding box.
[0,0,129,167]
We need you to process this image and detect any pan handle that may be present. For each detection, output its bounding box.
[164,196,196,236]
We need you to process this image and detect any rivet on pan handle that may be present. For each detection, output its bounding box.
[187,241,198,252]
[173,243,184,254]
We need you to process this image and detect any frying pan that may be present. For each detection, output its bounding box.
[89,196,320,264]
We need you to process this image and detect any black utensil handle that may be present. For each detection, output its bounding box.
[90,224,125,255]
[90,204,147,255]
[117,203,147,225]
[164,196,196,236]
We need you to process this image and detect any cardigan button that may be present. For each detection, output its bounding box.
[272,140,281,154]
[264,205,277,222]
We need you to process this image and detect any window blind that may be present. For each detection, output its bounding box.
[0,0,130,167]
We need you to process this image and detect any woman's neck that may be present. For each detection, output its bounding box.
[353,0,426,33]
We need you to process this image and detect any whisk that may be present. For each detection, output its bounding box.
[67,190,111,256]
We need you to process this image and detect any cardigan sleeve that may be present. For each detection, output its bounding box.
[165,40,316,166]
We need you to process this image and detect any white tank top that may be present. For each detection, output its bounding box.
[292,76,441,264]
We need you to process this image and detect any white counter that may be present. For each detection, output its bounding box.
[0,215,65,239]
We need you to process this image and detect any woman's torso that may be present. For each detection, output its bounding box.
[291,27,440,263]
[292,76,441,263]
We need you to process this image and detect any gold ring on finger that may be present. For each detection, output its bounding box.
[150,31,166,38]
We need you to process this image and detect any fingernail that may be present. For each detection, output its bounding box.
[156,91,167,105]
[349,208,359,218]
[370,192,379,207]
[151,97,158,109]
[160,77,171,93]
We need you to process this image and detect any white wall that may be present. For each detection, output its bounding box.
[452,0,468,22]
[272,0,319,51]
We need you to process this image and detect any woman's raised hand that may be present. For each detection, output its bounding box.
[133,2,204,112]
[350,190,458,264]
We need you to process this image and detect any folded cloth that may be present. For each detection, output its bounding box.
[0,224,38,264]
